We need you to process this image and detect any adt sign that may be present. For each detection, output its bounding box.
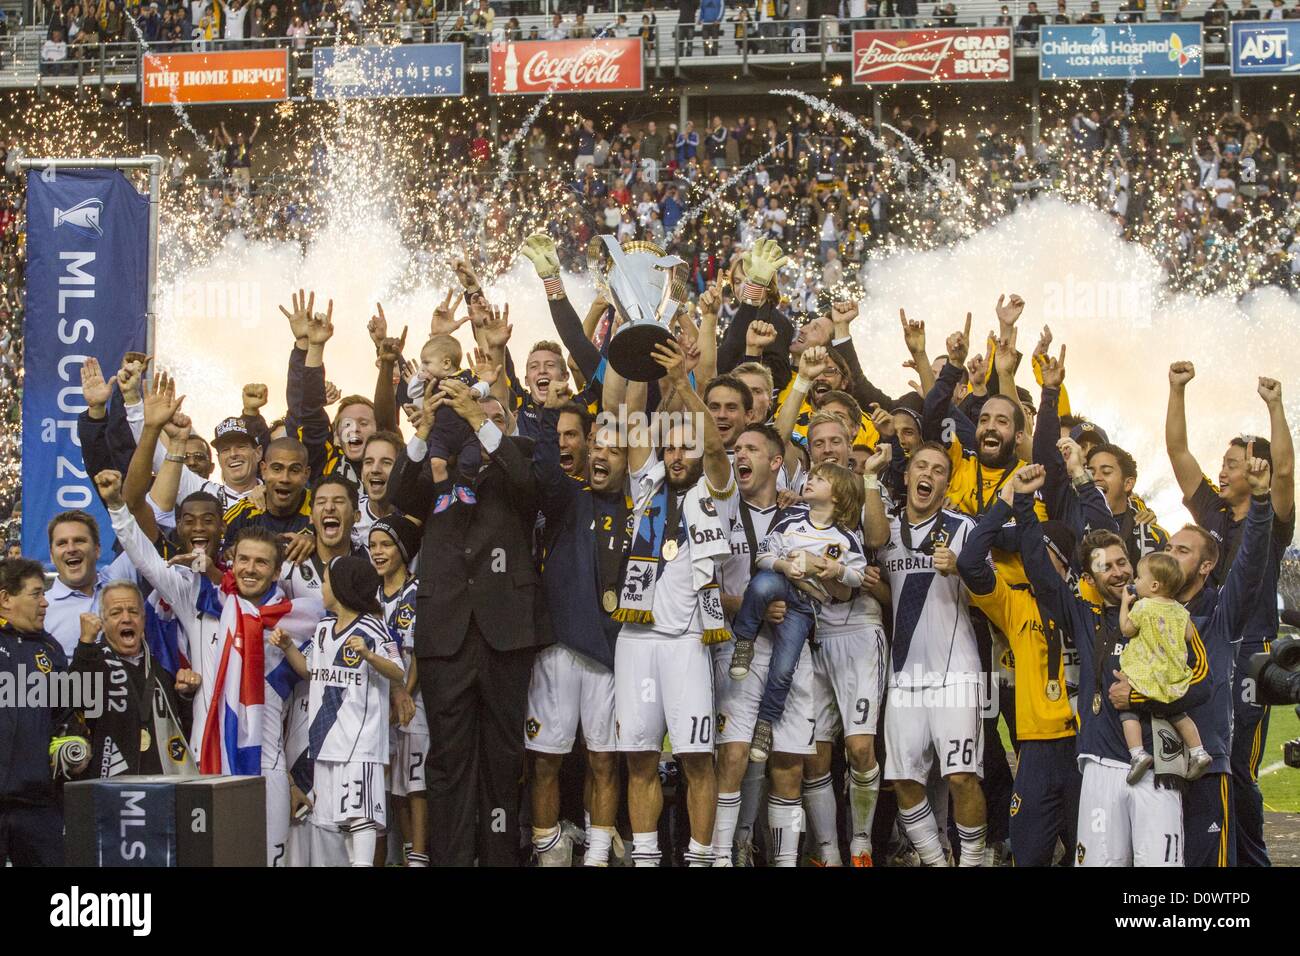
[1231,22,1300,75]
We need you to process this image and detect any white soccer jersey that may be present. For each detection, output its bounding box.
[381,576,428,737]
[756,506,869,618]
[877,508,981,688]
[715,495,778,599]
[279,555,327,601]
[621,452,736,640]
[306,614,402,763]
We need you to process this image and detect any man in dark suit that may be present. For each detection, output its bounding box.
[394,381,547,867]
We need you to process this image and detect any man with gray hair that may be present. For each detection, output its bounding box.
[71,581,201,778]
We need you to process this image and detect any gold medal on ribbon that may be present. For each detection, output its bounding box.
[662,539,679,561]
[1045,680,1061,702]
[140,728,152,752]
[602,589,618,613]
[1091,693,1102,716]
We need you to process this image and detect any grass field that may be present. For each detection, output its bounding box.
[1260,704,1300,813]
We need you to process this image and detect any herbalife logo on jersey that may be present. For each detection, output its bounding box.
[50,886,152,936]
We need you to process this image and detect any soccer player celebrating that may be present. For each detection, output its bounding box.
[272,556,405,867]
[865,442,987,867]
[611,339,734,867]
[525,390,629,867]
[711,424,819,866]
[1015,467,1215,867]
[1165,365,1295,866]
[99,468,322,865]
[354,431,405,548]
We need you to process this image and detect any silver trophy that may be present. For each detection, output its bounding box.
[590,235,688,382]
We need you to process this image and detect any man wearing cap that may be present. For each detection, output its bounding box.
[1166,365,1295,866]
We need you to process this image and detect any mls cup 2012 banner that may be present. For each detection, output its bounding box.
[851,28,1013,84]
[488,38,644,95]
[141,49,289,105]
[24,169,149,564]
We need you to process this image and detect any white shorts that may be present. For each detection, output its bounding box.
[312,760,387,831]
[525,643,617,754]
[812,625,887,742]
[286,817,312,868]
[713,638,816,756]
[1075,758,1184,867]
[265,764,289,867]
[615,635,715,755]
[391,732,429,797]
[883,681,985,783]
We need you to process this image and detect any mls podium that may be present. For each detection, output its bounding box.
[65,775,265,867]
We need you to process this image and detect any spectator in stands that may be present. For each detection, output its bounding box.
[1052,1,1072,23]
[572,12,592,38]
[678,0,698,56]
[995,4,1013,25]
[897,0,919,28]
[41,28,70,75]
[1115,0,1144,22]
[1017,0,1047,42]
[610,13,632,37]
[933,2,958,25]
[446,14,471,44]
[286,12,309,47]
[544,12,568,40]
[1159,0,1186,20]
[1204,0,1231,39]
[1264,0,1286,16]
[1235,0,1262,18]
[701,0,724,55]
[676,120,700,165]
[1080,0,1105,21]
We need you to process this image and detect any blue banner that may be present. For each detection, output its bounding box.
[312,43,465,99]
[93,780,176,866]
[1232,21,1300,75]
[24,168,149,565]
[1039,23,1204,80]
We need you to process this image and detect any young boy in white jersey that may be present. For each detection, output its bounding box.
[271,555,405,867]
[369,515,429,867]
[728,460,868,762]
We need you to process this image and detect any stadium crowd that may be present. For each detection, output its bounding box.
[0,196,1296,865]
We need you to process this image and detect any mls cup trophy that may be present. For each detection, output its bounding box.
[588,235,689,382]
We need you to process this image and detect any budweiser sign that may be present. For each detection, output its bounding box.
[851,28,1013,84]
[489,39,644,95]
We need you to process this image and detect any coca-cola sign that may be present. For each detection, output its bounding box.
[489,39,644,95]
[851,28,1013,84]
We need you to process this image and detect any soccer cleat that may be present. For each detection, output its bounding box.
[1127,750,1154,785]
[983,839,1011,867]
[850,851,874,867]
[729,638,755,680]
[1186,749,1213,781]
[749,718,773,763]
[535,832,573,867]
[734,841,755,868]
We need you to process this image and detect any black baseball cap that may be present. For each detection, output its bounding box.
[1069,421,1109,446]
[213,417,254,449]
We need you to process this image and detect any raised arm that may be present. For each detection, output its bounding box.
[694,279,721,387]
[861,444,892,549]
[1258,377,1294,521]
[654,338,731,493]
[368,305,405,434]
[1034,348,1071,520]
[1165,360,1204,501]
[1214,457,1277,638]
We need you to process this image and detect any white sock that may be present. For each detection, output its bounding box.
[533,825,570,867]
[712,791,742,863]
[585,826,614,867]
[346,824,377,867]
[406,851,428,867]
[848,765,881,857]
[735,758,766,852]
[684,837,713,867]
[957,822,987,868]
[802,773,842,865]
[767,795,803,867]
[631,831,661,867]
[897,799,947,867]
